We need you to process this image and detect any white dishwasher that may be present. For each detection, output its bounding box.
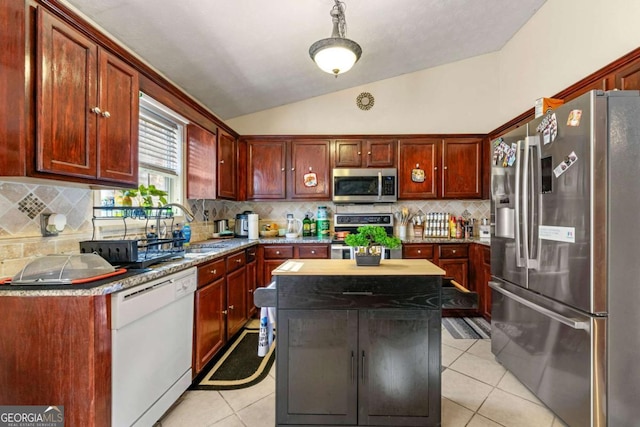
[111,267,197,427]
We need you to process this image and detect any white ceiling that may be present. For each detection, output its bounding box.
[65,0,546,121]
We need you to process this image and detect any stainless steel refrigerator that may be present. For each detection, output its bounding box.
[490,90,640,427]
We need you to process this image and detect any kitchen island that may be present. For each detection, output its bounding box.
[269,258,444,427]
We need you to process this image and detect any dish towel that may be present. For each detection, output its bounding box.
[257,282,276,357]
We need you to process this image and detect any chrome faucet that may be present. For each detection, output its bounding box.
[163,203,195,222]
[157,203,195,241]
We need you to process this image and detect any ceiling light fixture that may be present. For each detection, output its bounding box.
[309,0,362,77]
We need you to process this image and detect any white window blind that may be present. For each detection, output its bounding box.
[139,107,179,176]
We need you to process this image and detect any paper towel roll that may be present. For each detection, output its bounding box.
[248,213,259,239]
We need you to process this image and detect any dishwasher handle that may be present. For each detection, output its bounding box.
[489,281,590,331]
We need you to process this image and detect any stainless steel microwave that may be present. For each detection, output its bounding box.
[332,168,397,203]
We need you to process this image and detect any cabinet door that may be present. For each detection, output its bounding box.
[442,138,482,199]
[217,129,237,200]
[613,58,640,90]
[277,309,358,425]
[37,8,98,178]
[334,139,363,167]
[290,139,331,199]
[246,260,257,318]
[194,278,226,375]
[96,49,138,185]
[248,140,287,199]
[186,124,216,199]
[398,139,439,199]
[481,245,492,320]
[263,259,286,286]
[364,139,396,167]
[226,267,247,338]
[358,309,441,426]
[438,259,469,289]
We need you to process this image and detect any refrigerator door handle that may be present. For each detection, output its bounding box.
[489,281,590,331]
[514,139,525,267]
[523,136,540,269]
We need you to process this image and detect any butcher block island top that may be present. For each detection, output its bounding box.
[272,258,445,276]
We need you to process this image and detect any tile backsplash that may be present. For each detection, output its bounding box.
[0,180,489,276]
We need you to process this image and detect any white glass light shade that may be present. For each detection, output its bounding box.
[309,37,362,76]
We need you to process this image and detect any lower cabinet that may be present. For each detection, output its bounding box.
[193,250,248,376]
[403,243,477,315]
[259,243,330,286]
[246,247,258,318]
[277,308,440,426]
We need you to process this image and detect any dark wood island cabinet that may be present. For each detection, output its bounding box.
[266,259,445,427]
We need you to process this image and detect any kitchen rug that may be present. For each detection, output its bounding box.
[191,323,275,390]
[442,317,491,339]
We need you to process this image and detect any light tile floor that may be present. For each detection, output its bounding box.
[157,326,569,427]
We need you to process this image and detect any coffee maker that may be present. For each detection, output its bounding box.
[234,211,253,237]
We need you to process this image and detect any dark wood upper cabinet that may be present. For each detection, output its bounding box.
[398,138,439,199]
[613,60,640,90]
[247,139,288,199]
[36,7,138,186]
[217,128,237,200]
[186,124,216,199]
[0,0,26,176]
[289,139,331,199]
[441,138,482,199]
[97,50,138,183]
[334,139,395,168]
[247,138,330,201]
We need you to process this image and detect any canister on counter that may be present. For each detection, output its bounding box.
[316,206,330,237]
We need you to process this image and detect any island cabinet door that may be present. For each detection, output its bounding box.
[358,309,441,427]
[277,309,358,426]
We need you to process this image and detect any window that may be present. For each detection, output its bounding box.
[96,93,187,212]
[137,94,186,205]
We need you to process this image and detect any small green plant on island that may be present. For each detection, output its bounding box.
[344,225,401,250]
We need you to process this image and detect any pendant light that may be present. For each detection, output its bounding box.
[309,0,362,77]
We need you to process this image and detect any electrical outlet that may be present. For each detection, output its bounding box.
[203,210,210,221]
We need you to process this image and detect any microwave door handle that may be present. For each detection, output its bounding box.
[378,172,382,200]
[514,140,525,268]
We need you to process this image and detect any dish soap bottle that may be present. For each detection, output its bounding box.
[182,223,191,246]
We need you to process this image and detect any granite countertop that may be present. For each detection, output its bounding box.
[0,237,333,297]
[273,259,446,276]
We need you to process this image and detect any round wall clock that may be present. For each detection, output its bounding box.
[356,92,375,110]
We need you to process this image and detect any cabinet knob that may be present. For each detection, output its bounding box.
[434,166,438,170]
[291,167,295,171]
[236,259,241,263]
[367,151,371,155]
[101,111,111,118]
[276,251,280,254]
[211,269,217,274]
[443,166,448,170]
[229,305,235,310]
[452,250,456,253]
[220,160,225,164]
[357,151,361,155]
[417,250,421,254]
[311,250,316,254]
[248,289,253,293]
[281,167,285,171]
[249,251,255,256]
[91,107,102,114]
[222,310,228,315]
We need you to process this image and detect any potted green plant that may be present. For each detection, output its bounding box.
[344,225,401,266]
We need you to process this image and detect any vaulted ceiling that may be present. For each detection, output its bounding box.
[65,0,546,120]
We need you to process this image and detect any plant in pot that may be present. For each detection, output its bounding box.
[344,225,401,266]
